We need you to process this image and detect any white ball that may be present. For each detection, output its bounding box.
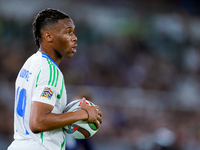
[63,99,99,139]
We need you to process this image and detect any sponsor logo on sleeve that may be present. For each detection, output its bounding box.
[40,87,54,100]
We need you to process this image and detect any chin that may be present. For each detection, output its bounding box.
[66,53,74,58]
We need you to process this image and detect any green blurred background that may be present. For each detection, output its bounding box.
[1,0,200,150]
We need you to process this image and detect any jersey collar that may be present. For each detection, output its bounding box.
[42,53,59,68]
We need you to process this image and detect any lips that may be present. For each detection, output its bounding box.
[72,47,76,53]
[72,44,77,53]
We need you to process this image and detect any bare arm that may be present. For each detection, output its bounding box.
[29,99,103,133]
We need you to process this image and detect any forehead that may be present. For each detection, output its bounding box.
[57,18,75,29]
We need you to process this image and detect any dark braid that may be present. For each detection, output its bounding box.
[32,8,69,49]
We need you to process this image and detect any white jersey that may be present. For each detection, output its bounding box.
[8,51,67,150]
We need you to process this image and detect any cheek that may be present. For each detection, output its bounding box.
[64,34,72,41]
[62,35,71,44]
[59,36,71,50]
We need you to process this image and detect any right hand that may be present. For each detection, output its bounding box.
[80,98,103,129]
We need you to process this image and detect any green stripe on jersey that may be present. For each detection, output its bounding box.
[54,69,59,87]
[46,58,59,87]
[61,134,65,150]
[35,70,41,87]
[47,59,53,85]
[51,64,56,86]
[41,132,44,143]
[57,77,64,99]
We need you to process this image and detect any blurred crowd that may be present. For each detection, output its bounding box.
[1,0,200,149]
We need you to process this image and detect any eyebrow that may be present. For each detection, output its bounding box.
[65,27,75,30]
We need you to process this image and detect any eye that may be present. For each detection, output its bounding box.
[66,31,71,34]
[65,28,75,35]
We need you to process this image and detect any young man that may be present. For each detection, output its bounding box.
[8,8,103,150]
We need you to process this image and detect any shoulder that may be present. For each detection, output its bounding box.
[37,53,63,88]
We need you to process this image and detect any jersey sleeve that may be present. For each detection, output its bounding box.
[32,64,60,106]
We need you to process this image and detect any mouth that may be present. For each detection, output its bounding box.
[72,44,77,53]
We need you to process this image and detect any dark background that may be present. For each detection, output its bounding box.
[1,0,200,149]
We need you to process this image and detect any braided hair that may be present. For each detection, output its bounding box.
[32,8,69,49]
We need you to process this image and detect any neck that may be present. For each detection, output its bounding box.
[39,46,61,66]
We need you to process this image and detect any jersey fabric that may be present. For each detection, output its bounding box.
[8,51,67,150]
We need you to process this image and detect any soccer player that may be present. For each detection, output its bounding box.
[8,8,103,150]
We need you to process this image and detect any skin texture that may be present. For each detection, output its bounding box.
[29,18,103,133]
[39,18,78,64]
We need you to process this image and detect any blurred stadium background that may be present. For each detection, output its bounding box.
[1,0,200,149]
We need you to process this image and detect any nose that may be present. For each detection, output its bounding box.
[72,34,78,42]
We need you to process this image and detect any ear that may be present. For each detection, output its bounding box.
[44,32,53,43]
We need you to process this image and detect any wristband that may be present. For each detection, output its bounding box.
[80,108,89,121]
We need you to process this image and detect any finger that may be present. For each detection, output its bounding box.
[97,110,103,118]
[95,105,100,110]
[94,120,100,129]
[82,97,86,100]
[81,99,86,105]
[97,115,102,124]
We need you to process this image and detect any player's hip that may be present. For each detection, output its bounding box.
[7,139,47,150]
